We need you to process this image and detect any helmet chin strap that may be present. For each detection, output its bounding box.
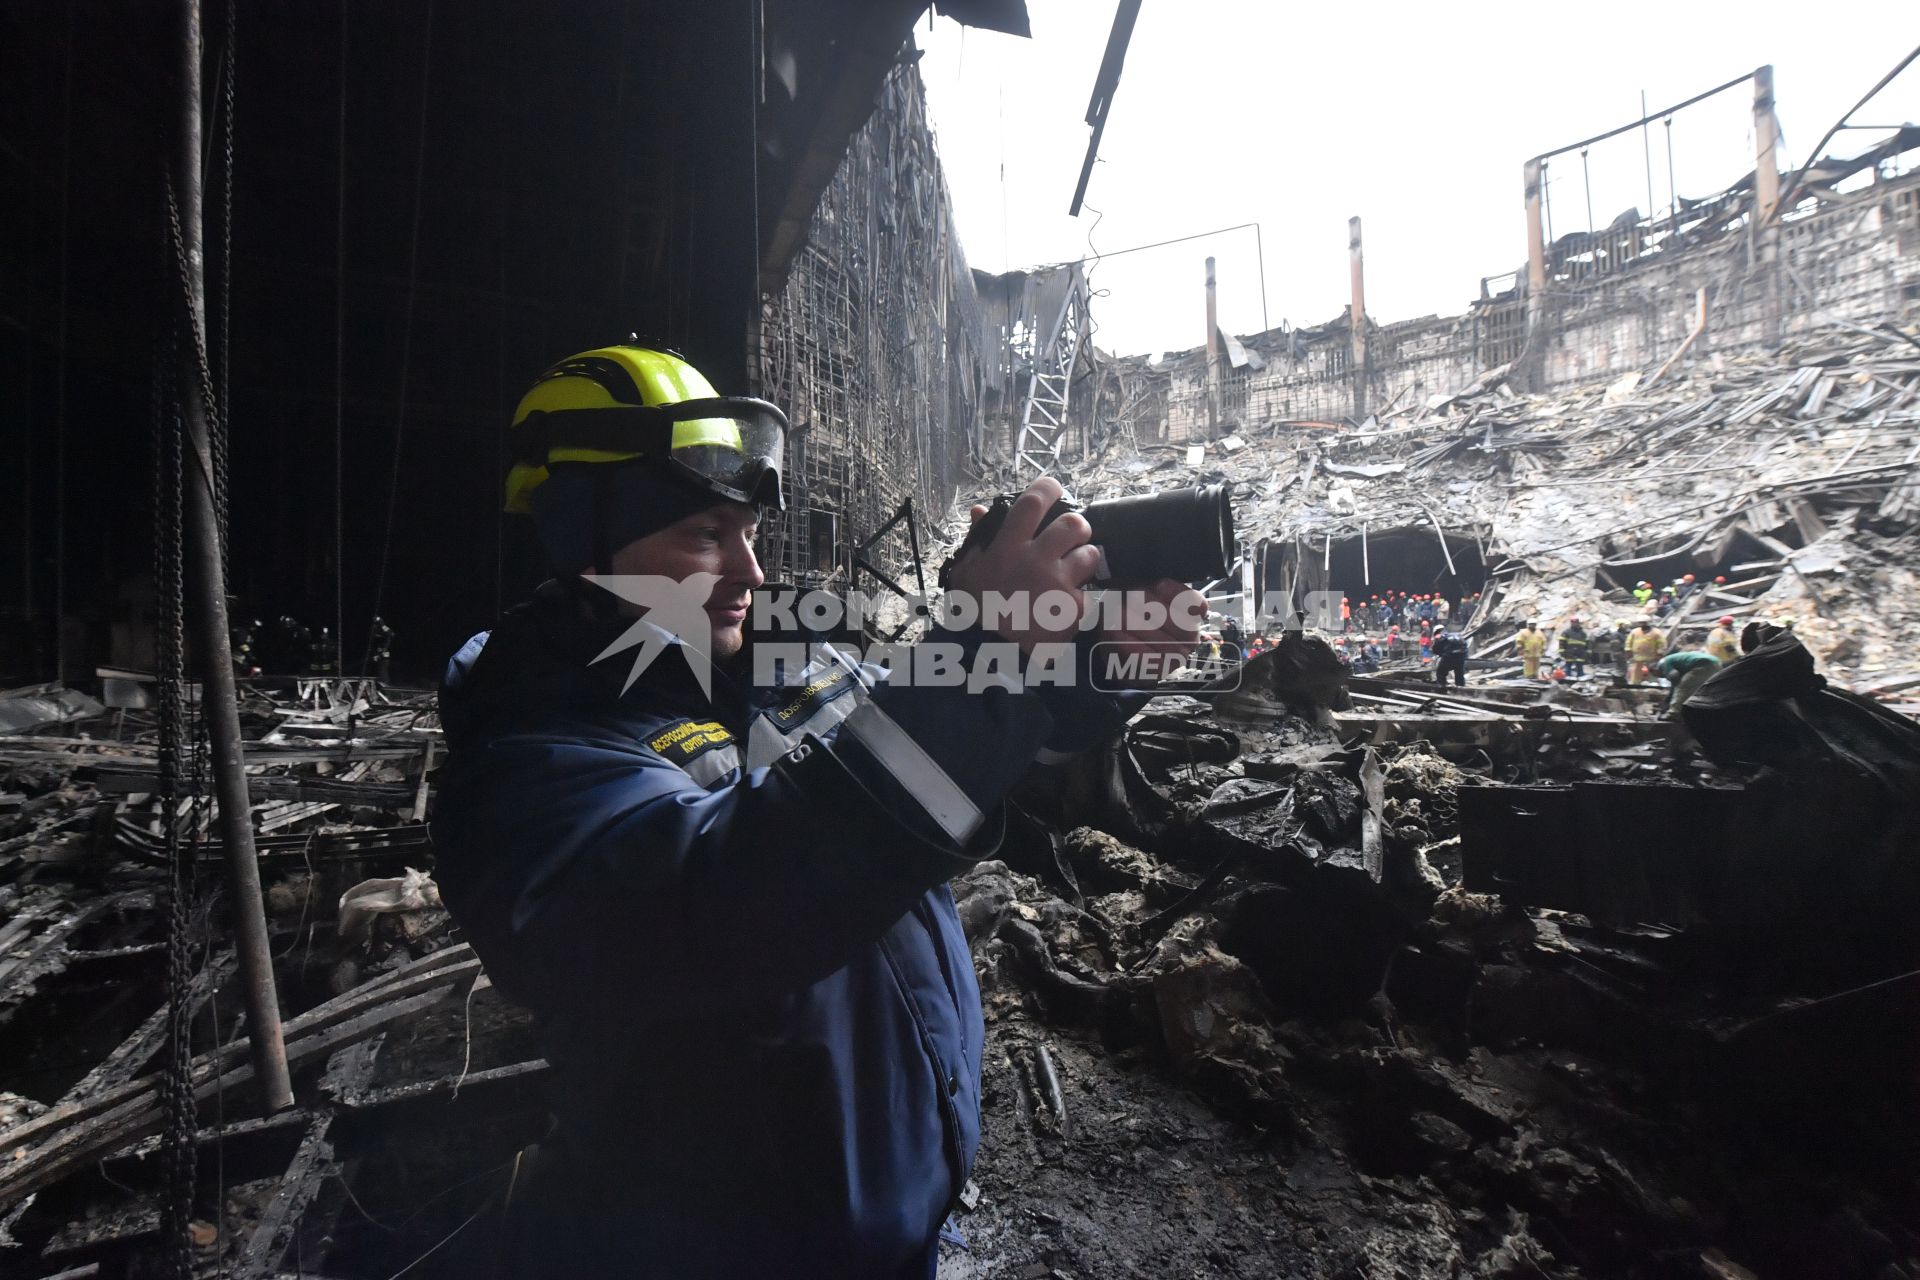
[590,467,617,579]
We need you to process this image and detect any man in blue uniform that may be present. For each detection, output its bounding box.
[431,345,1198,1278]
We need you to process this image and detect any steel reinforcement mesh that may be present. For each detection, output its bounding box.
[758,61,981,591]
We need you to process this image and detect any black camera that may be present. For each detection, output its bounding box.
[939,483,1234,588]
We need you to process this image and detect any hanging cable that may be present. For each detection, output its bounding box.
[365,0,436,674]
[212,0,235,571]
[153,325,197,1280]
[53,4,74,687]
[1580,147,1595,280]
[1666,117,1679,238]
[335,1,349,676]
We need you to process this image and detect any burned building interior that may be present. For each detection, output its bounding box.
[3,2,1920,1277]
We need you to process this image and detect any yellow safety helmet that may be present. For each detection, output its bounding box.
[503,345,787,513]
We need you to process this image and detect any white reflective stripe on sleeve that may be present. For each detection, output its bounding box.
[681,745,742,789]
[745,716,793,771]
[789,687,859,741]
[838,701,984,846]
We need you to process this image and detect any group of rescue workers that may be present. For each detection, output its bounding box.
[1504,611,1757,715]
[1344,596,1759,718]
[1628,574,1748,620]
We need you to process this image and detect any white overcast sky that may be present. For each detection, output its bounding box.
[917,2,1920,357]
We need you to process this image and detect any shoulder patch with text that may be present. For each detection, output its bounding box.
[647,718,735,762]
[770,667,855,729]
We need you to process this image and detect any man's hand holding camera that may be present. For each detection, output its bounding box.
[945,476,1203,676]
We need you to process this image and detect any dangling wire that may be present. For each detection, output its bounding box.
[1580,147,1596,279]
[212,0,236,573]
[153,321,197,1280]
[365,0,436,674]
[1666,116,1679,240]
[335,0,350,677]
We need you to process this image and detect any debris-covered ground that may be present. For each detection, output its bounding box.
[4,325,1920,1276]
[13,622,1915,1279]
[914,619,1919,1278]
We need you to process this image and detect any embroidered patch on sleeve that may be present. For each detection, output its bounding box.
[770,667,853,729]
[647,719,735,761]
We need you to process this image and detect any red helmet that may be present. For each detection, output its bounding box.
[1718,615,1734,626]
[1714,576,1727,584]
[1683,574,1695,583]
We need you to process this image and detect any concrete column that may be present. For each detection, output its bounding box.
[1753,65,1780,225]
[1523,158,1549,387]
[1753,65,1782,345]
[1348,216,1367,418]
[1204,255,1221,435]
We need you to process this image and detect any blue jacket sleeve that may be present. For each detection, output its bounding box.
[433,684,1052,1020]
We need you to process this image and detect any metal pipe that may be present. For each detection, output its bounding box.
[1204,256,1221,435]
[1032,1042,1068,1138]
[1580,148,1595,280]
[1347,216,1367,418]
[1666,117,1679,238]
[176,0,293,1113]
[1361,521,1370,586]
[1640,90,1655,234]
[1423,507,1457,575]
[1646,287,1709,388]
[1252,222,1268,334]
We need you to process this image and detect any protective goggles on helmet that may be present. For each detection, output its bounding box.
[510,397,788,509]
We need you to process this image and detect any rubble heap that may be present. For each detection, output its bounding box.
[943,635,1920,1277]
[1052,317,1920,698]
[3,319,1920,1275]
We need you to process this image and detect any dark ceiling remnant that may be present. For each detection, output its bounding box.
[1069,0,1142,216]
[0,0,1028,682]
[758,0,1033,292]
[932,0,1032,38]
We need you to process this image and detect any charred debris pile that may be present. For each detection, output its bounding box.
[1,331,1919,1276]
[2,608,1918,1277]
[1060,318,1920,700]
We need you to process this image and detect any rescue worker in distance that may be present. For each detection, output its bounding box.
[1559,617,1590,679]
[1706,615,1741,664]
[431,345,1199,1279]
[1657,649,1722,718]
[1626,619,1666,685]
[1516,620,1548,680]
[1431,627,1468,688]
